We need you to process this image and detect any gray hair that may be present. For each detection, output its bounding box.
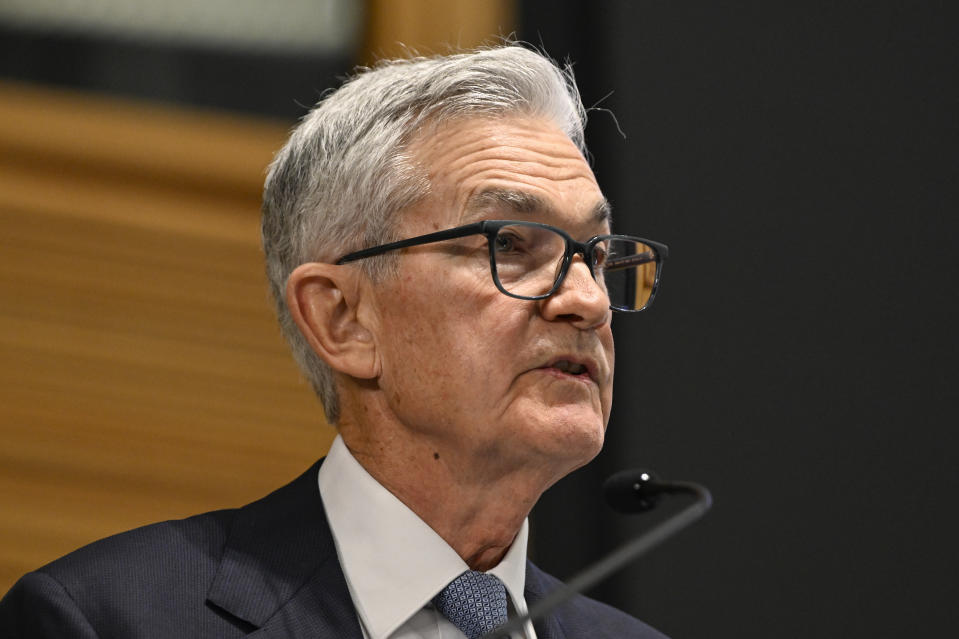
[261,45,588,424]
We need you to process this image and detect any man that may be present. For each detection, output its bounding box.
[0,46,668,638]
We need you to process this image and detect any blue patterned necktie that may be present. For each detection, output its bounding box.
[433,570,509,639]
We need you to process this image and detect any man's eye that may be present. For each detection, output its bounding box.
[592,246,609,267]
[494,233,521,252]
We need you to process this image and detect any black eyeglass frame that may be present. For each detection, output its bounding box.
[334,219,669,312]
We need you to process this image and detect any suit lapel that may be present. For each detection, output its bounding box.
[524,561,566,639]
[206,459,363,639]
[249,556,363,639]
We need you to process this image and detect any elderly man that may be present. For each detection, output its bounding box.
[0,46,668,638]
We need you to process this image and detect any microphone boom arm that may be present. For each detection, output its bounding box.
[482,478,712,639]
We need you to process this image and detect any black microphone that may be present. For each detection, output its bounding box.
[480,469,712,639]
[603,468,711,514]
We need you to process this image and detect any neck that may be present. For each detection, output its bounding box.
[338,403,560,572]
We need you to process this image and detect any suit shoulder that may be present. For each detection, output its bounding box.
[40,507,237,592]
[1,508,240,638]
[529,562,670,639]
[0,570,100,638]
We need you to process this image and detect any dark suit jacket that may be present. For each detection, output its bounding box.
[0,460,667,638]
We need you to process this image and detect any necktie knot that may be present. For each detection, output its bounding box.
[433,570,509,639]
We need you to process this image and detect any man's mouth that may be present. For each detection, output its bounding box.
[552,360,588,375]
[540,357,598,383]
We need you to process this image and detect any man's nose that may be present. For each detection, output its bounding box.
[539,257,611,328]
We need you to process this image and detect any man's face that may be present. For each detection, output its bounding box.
[367,116,615,485]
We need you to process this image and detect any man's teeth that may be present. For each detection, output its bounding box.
[554,360,586,374]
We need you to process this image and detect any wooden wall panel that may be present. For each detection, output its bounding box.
[0,81,335,592]
[363,0,516,61]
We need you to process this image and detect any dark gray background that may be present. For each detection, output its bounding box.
[3,2,955,637]
[521,3,957,638]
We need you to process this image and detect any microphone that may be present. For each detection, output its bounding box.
[480,469,712,639]
[603,468,711,514]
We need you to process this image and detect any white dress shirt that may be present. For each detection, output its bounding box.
[318,435,537,639]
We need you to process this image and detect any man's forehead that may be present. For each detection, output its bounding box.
[405,114,610,233]
[463,187,613,230]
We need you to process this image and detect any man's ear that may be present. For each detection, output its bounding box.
[285,262,378,380]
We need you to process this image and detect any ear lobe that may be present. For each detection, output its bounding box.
[285,262,378,379]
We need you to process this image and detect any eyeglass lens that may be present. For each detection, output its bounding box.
[490,224,658,311]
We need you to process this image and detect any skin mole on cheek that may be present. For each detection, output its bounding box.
[433,452,440,460]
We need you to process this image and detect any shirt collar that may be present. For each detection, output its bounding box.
[318,435,529,639]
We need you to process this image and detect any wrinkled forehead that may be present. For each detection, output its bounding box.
[405,115,610,236]
[464,187,612,231]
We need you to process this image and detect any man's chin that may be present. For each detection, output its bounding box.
[523,409,606,467]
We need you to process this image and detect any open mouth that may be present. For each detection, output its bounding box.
[541,358,596,383]
[552,360,588,375]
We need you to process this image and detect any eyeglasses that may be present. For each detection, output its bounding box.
[335,220,668,312]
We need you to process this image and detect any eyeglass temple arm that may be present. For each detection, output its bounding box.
[605,251,658,270]
[335,222,487,264]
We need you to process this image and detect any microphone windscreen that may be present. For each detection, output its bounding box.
[603,469,664,513]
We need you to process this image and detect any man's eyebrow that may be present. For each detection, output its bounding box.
[466,188,613,227]
[466,188,548,216]
[592,198,613,227]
